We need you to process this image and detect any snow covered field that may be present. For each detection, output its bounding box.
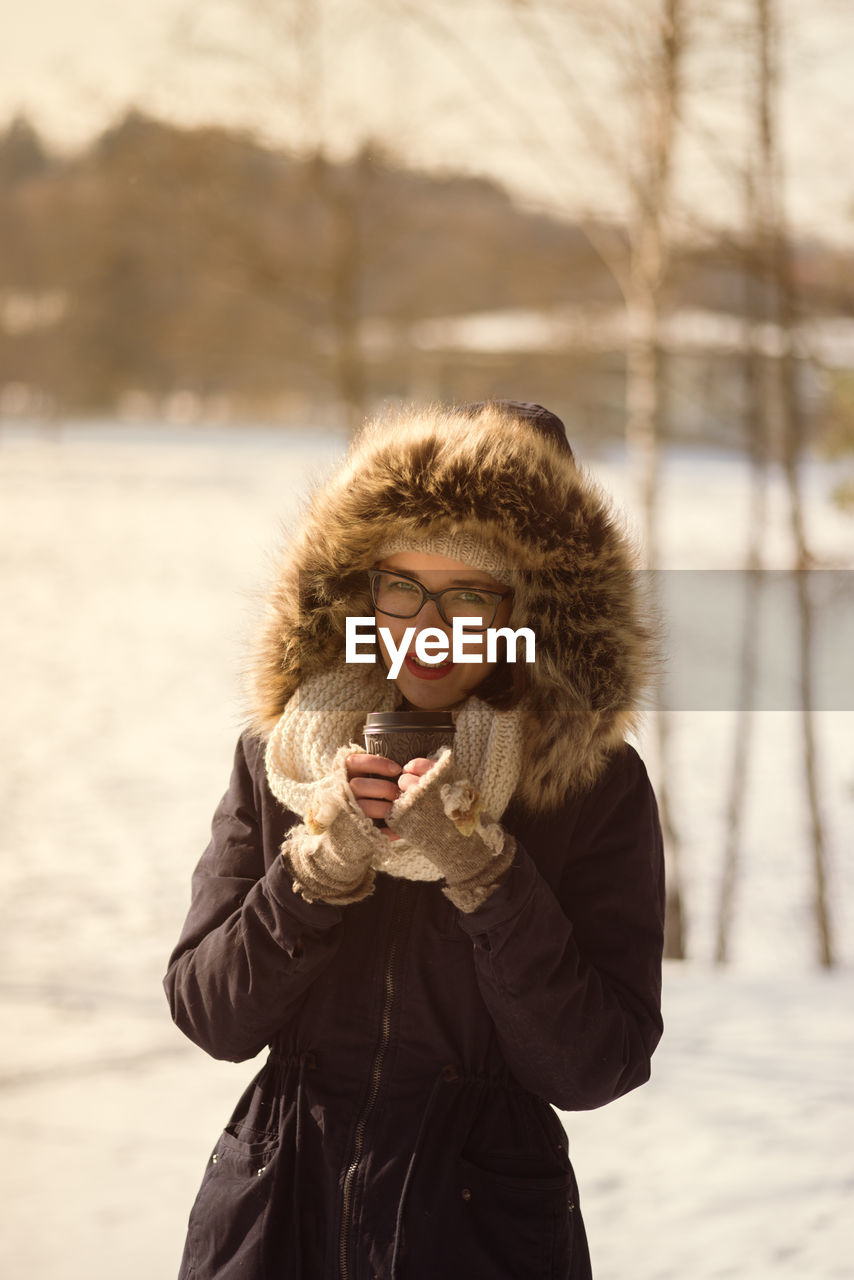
[1,420,851,1278]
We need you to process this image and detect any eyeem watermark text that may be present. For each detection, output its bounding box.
[346,617,536,679]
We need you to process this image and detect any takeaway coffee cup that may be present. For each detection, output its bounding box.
[363,710,456,768]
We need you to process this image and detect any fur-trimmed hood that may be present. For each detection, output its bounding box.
[247,401,656,811]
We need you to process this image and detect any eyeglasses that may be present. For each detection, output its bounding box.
[368,568,512,631]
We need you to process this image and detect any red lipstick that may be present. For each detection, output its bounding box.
[403,654,455,681]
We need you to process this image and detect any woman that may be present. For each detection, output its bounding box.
[164,400,665,1279]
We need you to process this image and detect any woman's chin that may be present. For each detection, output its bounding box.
[395,681,460,711]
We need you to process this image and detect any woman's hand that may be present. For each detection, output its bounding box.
[346,755,437,841]
[385,751,515,910]
[346,753,402,823]
[285,748,407,904]
[385,758,438,839]
[396,757,438,793]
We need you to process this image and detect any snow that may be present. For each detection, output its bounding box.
[570,965,854,1279]
[0,421,851,1278]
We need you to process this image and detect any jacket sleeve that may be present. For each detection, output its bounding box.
[163,733,344,1062]
[456,744,665,1112]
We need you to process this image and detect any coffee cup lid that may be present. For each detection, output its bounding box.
[364,711,455,731]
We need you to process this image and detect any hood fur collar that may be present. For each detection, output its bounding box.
[246,402,656,812]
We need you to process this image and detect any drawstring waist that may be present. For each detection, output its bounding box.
[275,1052,522,1278]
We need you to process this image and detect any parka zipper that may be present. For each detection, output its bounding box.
[339,882,412,1280]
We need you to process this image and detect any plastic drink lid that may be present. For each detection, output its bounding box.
[364,711,455,732]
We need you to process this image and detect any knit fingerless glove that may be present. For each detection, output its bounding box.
[284,760,380,907]
[386,749,516,913]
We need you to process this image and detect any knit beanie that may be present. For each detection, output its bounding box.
[374,530,510,580]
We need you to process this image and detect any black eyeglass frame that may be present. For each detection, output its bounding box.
[367,568,512,631]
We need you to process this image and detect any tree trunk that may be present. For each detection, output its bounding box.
[311,151,368,433]
[715,272,769,963]
[757,0,834,967]
[625,0,686,959]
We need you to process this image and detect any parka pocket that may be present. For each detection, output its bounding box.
[452,1155,576,1279]
[185,1128,280,1279]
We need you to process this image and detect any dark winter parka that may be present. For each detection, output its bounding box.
[164,402,666,1280]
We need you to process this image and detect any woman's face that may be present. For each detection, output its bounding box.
[373,552,514,711]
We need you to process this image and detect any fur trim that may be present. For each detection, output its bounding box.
[245,402,657,811]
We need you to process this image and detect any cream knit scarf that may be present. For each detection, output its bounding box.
[265,664,524,882]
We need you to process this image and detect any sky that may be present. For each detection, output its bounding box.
[2,0,854,245]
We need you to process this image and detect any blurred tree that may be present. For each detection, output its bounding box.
[489,0,692,957]
[765,0,834,970]
[715,0,835,968]
[0,116,58,409]
[43,111,322,411]
[0,115,51,185]
[820,370,854,510]
[175,0,376,428]
[716,10,778,967]
[607,0,690,960]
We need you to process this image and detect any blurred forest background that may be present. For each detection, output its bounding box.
[1,0,853,462]
[3,104,854,462]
